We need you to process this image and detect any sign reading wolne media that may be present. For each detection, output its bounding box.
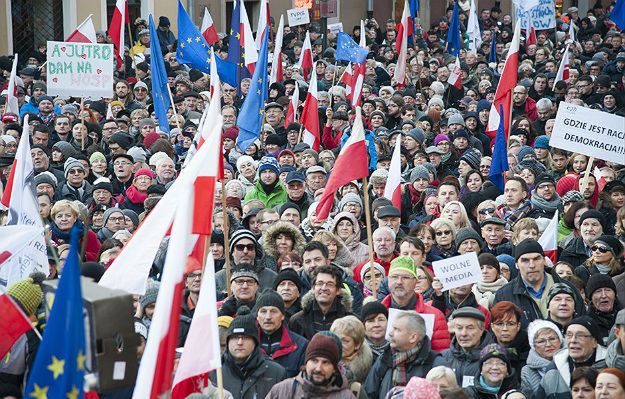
[46,41,114,98]
[432,252,481,291]
[552,102,625,166]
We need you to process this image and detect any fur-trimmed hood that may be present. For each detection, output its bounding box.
[344,342,374,383]
[262,221,306,258]
[300,289,353,313]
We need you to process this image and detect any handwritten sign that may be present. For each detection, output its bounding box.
[432,252,481,291]
[386,309,434,340]
[46,41,114,98]
[328,22,344,34]
[287,8,310,27]
[551,102,625,165]
[516,0,556,30]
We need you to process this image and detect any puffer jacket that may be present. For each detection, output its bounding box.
[520,349,554,398]
[436,332,496,387]
[266,370,357,399]
[289,291,353,340]
[262,221,306,259]
[243,179,288,208]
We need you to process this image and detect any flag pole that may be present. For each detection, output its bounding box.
[361,175,378,299]
[166,84,183,130]
[221,180,232,294]
[216,367,225,399]
[579,156,595,196]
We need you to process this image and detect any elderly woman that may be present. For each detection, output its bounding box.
[520,320,563,398]
[473,253,508,308]
[235,155,257,194]
[332,211,369,264]
[330,315,373,384]
[465,343,519,398]
[426,366,460,392]
[312,230,355,271]
[430,218,457,259]
[263,221,306,266]
[489,302,529,384]
[51,200,101,261]
[118,168,155,214]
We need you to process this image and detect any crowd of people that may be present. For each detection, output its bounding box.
[1,1,625,398]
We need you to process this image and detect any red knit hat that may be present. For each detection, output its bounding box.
[223,126,239,141]
[143,132,161,149]
[556,173,577,197]
[134,168,155,179]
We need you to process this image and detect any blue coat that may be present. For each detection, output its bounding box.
[339,127,377,170]
[260,325,308,378]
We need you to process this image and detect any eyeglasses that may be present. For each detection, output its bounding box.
[493,321,518,329]
[565,332,593,341]
[108,216,125,223]
[479,208,496,215]
[187,272,202,280]
[314,281,337,289]
[234,244,255,252]
[113,161,131,166]
[260,219,278,226]
[134,88,147,92]
[591,246,610,253]
[68,168,84,175]
[436,230,452,236]
[534,336,560,346]
[363,273,383,281]
[537,183,554,190]
[483,359,507,369]
[233,278,257,286]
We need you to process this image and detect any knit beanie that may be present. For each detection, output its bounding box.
[7,273,45,316]
[410,165,431,182]
[460,148,482,170]
[561,190,583,205]
[89,151,106,164]
[92,177,113,193]
[478,253,500,274]
[134,168,155,180]
[455,227,484,249]
[339,192,363,210]
[388,256,416,278]
[527,319,563,350]
[227,306,259,344]
[102,207,123,226]
[223,126,240,141]
[217,315,233,329]
[547,282,577,306]
[360,262,386,282]
[254,290,285,315]
[516,146,536,161]
[533,135,551,150]
[302,149,319,163]
[64,157,85,178]
[143,132,160,149]
[122,209,139,228]
[585,273,617,300]
[406,128,425,144]
[230,264,259,283]
[556,174,577,197]
[140,282,160,311]
[447,113,465,127]
[229,229,258,253]
[236,155,256,173]
[370,110,387,123]
[479,343,512,374]
[514,239,544,261]
[477,99,491,112]
[403,377,442,399]
[594,235,624,258]
[578,210,606,231]
[127,147,147,163]
[433,134,450,145]
[305,333,340,368]
[35,171,58,189]
[360,300,389,322]
[568,315,603,343]
[273,268,303,291]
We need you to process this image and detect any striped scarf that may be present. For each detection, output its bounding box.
[391,344,421,387]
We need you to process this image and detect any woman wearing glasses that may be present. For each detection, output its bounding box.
[574,235,624,283]
[520,320,563,398]
[430,218,457,259]
[489,302,529,386]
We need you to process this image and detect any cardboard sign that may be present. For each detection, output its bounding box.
[328,22,344,34]
[46,41,114,98]
[432,252,481,291]
[386,309,435,340]
[287,8,310,27]
[551,102,625,165]
[516,0,556,30]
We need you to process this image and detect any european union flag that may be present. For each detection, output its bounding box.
[149,15,171,134]
[489,104,509,193]
[176,0,237,87]
[236,30,269,152]
[24,226,86,399]
[336,32,368,63]
[227,0,252,88]
[409,0,419,37]
[611,0,625,30]
[447,0,461,56]
[489,36,497,63]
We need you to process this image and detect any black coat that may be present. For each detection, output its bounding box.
[289,292,353,340]
[560,237,591,268]
[435,332,496,387]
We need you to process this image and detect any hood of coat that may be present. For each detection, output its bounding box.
[262,221,306,258]
[301,289,353,313]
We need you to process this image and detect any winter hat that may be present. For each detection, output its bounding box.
[460,148,482,170]
[478,253,500,274]
[593,235,624,258]
[143,132,160,149]
[388,256,416,278]
[89,151,106,164]
[369,168,389,186]
[229,229,258,253]
[433,134,450,145]
[447,113,465,127]
[585,273,617,300]
[497,254,517,279]
[127,146,147,163]
[562,190,583,205]
[236,155,256,173]
[273,268,303,291]
[556,174,577,197]
[455,227,484,248]
[7,273,45,316]
[477,99,491,112]
[527,319,564,350]
[406,128,425,144]
[305,333,340,368]
[516,146,536,161]
[452,307,486,321]
[223,126,240,141]
[360,300,389,322]
[217,316,233,329]
[134,168,155,180]
[122,209,139,228]
[227,306,259,344]
[547,282,577,306]
[339,192,363,211]
[140,282,160,311]
[403,377,442,399]
[52,141,75,158]
[370,110,387,123]
[35,171,58,189]
[102,207,123,226]
[64,157,85,178]
[479,343,512,373]
[360,262,386,282]
[533,135,551,150]
[254,290,285,315]
[109,132,134,150]
[134,320,148,340]
[80,262,105,282]
[230,265,259,284]
[605,180,625,195]
[578,210,606,231]
[410,165,431,182]
[534,173,556,188]
[302,149,320,163]
[567,315,603,343]
[514,239,544,261]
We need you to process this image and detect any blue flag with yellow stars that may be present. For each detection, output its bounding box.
[336,32,368,63]
[24,225,86,399]
[149,14,171,134]
[227,0,252,87]
[236,29,269,152]
[447,0,461,56]
[489,104,509,193]
[176,0,237,87]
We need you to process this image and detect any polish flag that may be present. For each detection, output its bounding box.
[209,48,221,106]
[300,64,320,150]
[384,136,403,211]
[553,45,570,88]
[594,166,607,192]
[394,1,411,86]
[200,7,219,45]
[350,20,367,107]
[66,14,97,43]
[447,56,463,89]
[106,103,114,120]
[239,0,258,73]
[4,55,19,116]
[270,15,284,84]
[485,22,520,139]
[0,293,33,359]
[284,81,300,128]
[340,63,353,100]
[108,0,126,68]
[171,253,221,398]
[316,107,370,221]
[298,31,314,81]
[568,20,576,43]
[538,210,558,262]
[526,9,537,46]
[255,0,270,50]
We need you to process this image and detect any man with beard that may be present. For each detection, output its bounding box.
[266,333,354,398]
[221,105,237,130]
[561,210,606,267]
[527,174,561,219]
[154,157,176,186]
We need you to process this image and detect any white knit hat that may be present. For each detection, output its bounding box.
[527,320,563,350]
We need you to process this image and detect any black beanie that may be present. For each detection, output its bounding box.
[273,268,302,292]
[568,315,603,343]
[594,235,624,258]
[578,210,606,231]
[188,69,204,82]
[254,290,285,315]
[227,306,258,344]
[478,253,500,274]
[360,301,389,322]
[585,273,617,300]
[514,239,545,261]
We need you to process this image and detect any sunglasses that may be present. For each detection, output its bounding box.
[234,244,255,252]
[436,230,452,236]
[479,208,496,215]
[591,246,610,254]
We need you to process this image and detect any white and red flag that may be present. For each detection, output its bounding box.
[201,7,219,45]
[108,0,127,68]
[384,136,403,211]
[0,225,48,293]
[485,22,521,139]
[553,45,570,88]
[284,81,300,128]
[394,0,411,86]
[340,63,354,101]
[538,210,559,262]
[568,20,576,43]
[255,0,270,50]
[316,107,370,221]
[300,64,320,150]
[526,9,537,46]
[298,31,314,81]
[4,55,19,116]
[0,291,34,359]
[270,15,285,85]
[594,166,608,192]
[66,14,97,43]
[239,0,258,73]
[447,56,463,89]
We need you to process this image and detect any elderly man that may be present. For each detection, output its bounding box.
[58,157,92,203]
[218,264,261,317]
[266,333,355,398]
[353,227,397,284]
[273,268,304,321]
[154,156,176,186]
[31,145,65,182]
[561,210,606,267]
[480,217,508,255]
[364,312,442,399]
[111,153,134,196]
[586,273,622,346]
[604,309,625,370]
[305,165,327,196]
[536,316,607,398]
[284,171,312,218]
[495,239,584,328]
[377,206,406,240]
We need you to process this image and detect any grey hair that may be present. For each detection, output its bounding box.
[426,366,459,388]
[373,226,396,241]
[536,98,553,110]
[396,311,426,339]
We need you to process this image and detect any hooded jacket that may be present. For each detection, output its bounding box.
[266,370,357,399]
[262,221,306,259]
[332,212,370,265]
[289,290,353,340]
[244,179,288,208]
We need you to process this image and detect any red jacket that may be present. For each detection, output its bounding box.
[83,230,101,262]
[353,256,395,284]
[381,293,451,352]
[321,125,344,150]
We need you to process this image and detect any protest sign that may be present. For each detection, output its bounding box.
[516,0,556,30]
[432,252,481,291]
[287,8,310,26]
[551,102,625,165]
[386,309,434,340]
[328,22,344,34]
[0,225,48,293]
[46,41,114,98]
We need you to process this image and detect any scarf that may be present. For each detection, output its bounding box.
[391,345,421,386]
[126,185,148,204]
[596,264,612,274]
[479,375,501,393]
[366,338,390,359]
[530,190,561,212]
[605,339,625,370]
[441,151,452,163]
[51,219,85,242]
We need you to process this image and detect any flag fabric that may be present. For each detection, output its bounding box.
[351,20,367,105]
[611,0,625,30]
[341,63,354,101]
[553,44,570,88]
[106,103,114,120]
[538,210,559,262]
[467,0,482,53]
[336,32,368,63]
[149,15,172,134]
[24,226,86,399]
[485,22,521,139]
[236,31,269,152]
[0,293,33,359]
[316,107,370,221]
[394,4,410,86]
[409,0,419,37]
[270,15,284,85]
[108,0,126,68]
[298,31,314,81]
[171,253,221,398]
[594,166,608,192]
[227,0,257,81]
[526,9,537,46]
[447,0,461,56]
[284,81,300,128]
[447,56,462,89]
[300,62,320,151]
[568,20,576,43]
[0,225,48,292]
[488,36,497,64]
[200,7,219,45]
[66,14,97,43]
[255,0,270,50]
[384,136,403,211]
[5,54,19,116]
[489,104,509,193]
[176,0,237,88]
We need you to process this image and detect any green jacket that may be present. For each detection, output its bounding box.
[245,180,288,208]
[557,218,572,245]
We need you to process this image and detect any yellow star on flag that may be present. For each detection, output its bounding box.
[180,43,185,49]
[76,350,86,371]
[186,37,192,43]
[47,356,65,380]
[258,78,262,84]
[30,384,48,399]
[195,36,201,42]
[66,386,79,399]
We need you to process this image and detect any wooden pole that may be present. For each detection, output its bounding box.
[579,156,594,197]
[221,180,232,294]
[216,367,225,399]
[166,84,183,130]
[361,175,378,299]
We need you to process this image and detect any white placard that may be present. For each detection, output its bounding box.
[328,22,344,34]
[386,309,434,340]
[432,252,481,291]
[516,0,556,30]
[287,8,310,27]
[551,102,625,166]
[46,41,114,98]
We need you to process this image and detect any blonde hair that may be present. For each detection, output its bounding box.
[431,216,458,239]
[330,315,366,347]
[616,207,625,236]
[512,218,539,244]
[426,366,459,389]
[51,199,80,219]
[440,201,470,229]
